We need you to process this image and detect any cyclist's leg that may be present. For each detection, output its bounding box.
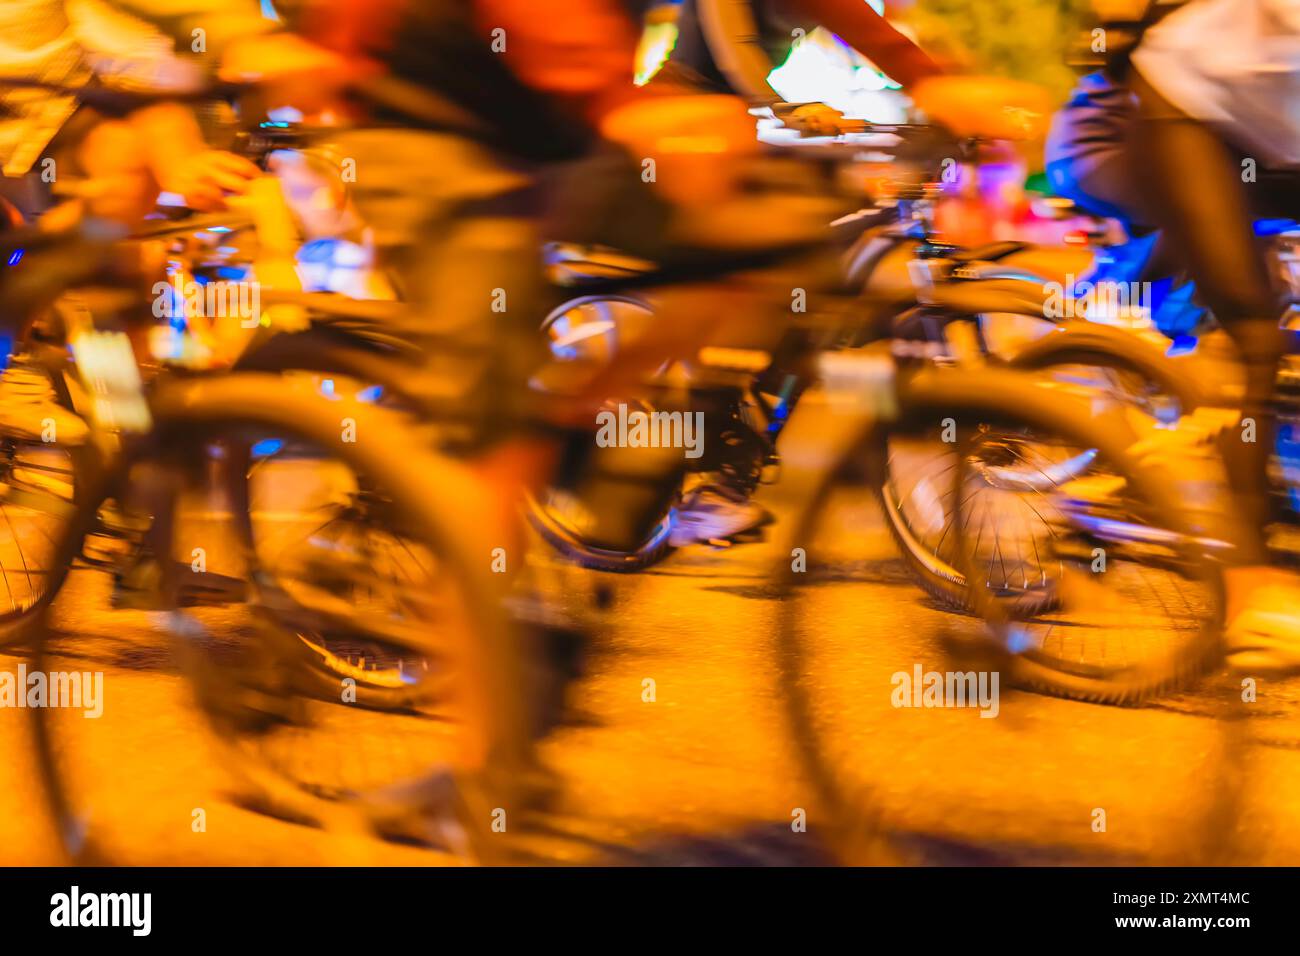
[1045,75,1193,319]
[1130,69,1286,566]
[331,128,550,555]
[1129,69,1300,671]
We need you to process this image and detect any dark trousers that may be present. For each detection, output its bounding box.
[1130,70,1300,563]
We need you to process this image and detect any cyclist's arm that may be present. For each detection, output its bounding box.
[787,0,942,88]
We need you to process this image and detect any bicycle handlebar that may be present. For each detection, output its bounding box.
[2,71,490,138]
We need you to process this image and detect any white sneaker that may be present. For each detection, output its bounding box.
[669,483,772,547]
[0,364,88,446]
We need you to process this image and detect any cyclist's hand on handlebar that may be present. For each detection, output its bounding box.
[777,102,858,137]
[909,75,1052,141]
[156,150,260,212]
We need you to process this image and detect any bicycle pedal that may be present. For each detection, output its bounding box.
[111,560,247,610]
[177,571,248,607]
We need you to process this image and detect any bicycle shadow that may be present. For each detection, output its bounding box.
[517,818,1148,866]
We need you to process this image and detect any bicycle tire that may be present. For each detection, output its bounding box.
[0,361,100,646]
[879,323,1199,616]
[904,365,1222,703]
[774,364,1222,862]
[29,373,533,864]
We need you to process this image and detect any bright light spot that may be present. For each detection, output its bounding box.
[635,22,679,86]
[766,28,907,122]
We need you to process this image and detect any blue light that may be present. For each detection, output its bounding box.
[6,249,22,267]
[357,384,383,403]
[1255,218,1299,237]
[1005,627,1035,654]
[320,378,335,397]
[250,438,284,457]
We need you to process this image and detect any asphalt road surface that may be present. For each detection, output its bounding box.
[3,401,1300,867]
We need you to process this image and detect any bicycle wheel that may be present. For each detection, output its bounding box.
[0,358,95,645]
[880,323,1198,614]
[529,293,682,571]
[773,365,1222,863]
[241,428,466,711]
[236,335,496,695]
[30,373,532,864]
[934,373,1222,704]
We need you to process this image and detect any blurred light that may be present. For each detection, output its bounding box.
[635,22,679,86]
[767,28,907,122]
[268,106,304,124]
[250,438,284,457]
[1256,218,1300,237]
[5,249,21,266]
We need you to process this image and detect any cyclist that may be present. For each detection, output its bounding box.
[1043,0,1210,335]
[632,0,933,543]
[1125,0,1300,672]
[199,0,851,560]
[650,0,1050,543]
[0,0,264,442]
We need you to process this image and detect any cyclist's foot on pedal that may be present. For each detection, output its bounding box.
[0,363,87,445]
[112,553,247,610]
[1225,567,1300,676]
[669,483,772,547]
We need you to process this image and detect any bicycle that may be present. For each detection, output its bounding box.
[529,113,1204,608]
[1,222,535,865]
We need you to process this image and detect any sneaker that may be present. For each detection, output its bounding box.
[669,483,772,547]
[1225,568,1300,676]
[111,552,247,611]
[0,363,88,446]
